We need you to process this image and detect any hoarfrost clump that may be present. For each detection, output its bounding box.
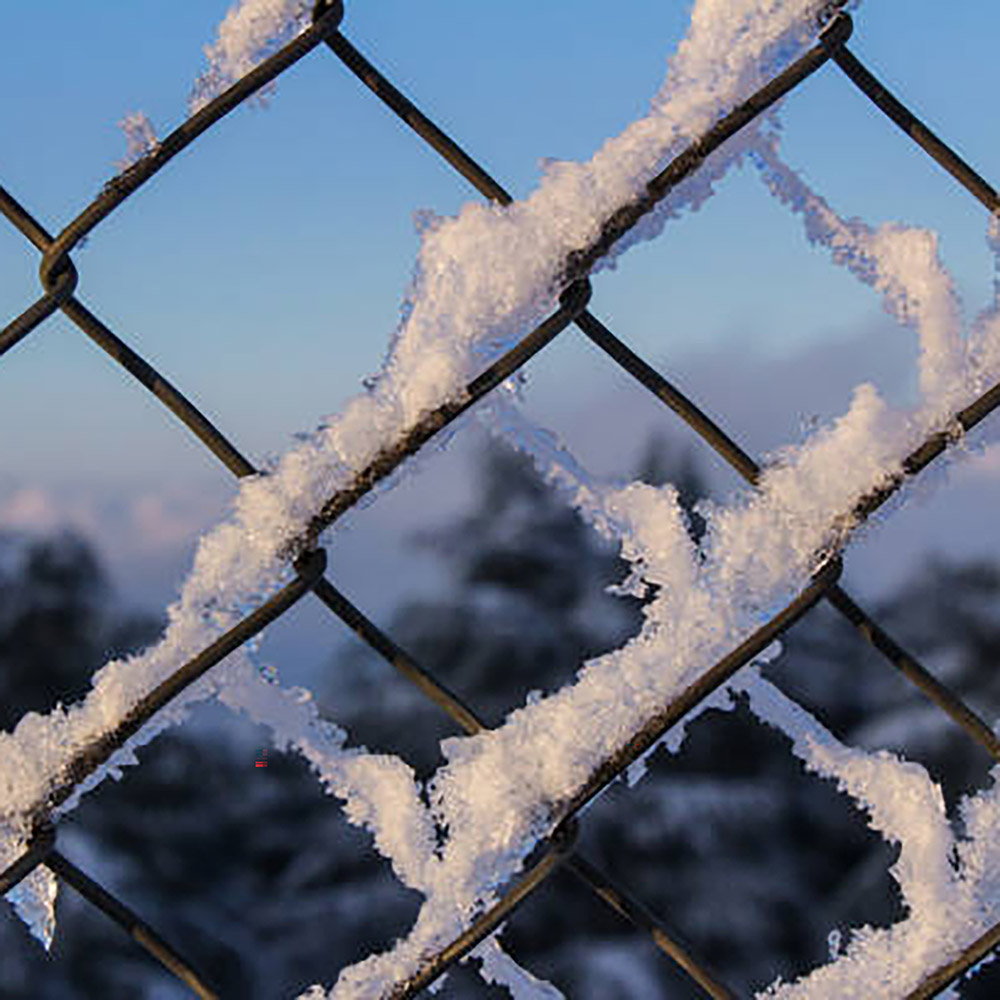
[751,130,969,412]
[735,669,1000,999]
[476,937,567,999]
[116,111,159,171]
[189,0,312,114]
[382,0,833,425]
[6,0,1000,996]
[5,866,57,952]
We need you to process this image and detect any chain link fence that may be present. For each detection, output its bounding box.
[2,2,1000,996]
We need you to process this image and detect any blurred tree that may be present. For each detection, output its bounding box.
[0,531,415,1000]
[0,531,150,731]
[332,439,649,778]
[323,437,1000,997]
[4,451,1000,999]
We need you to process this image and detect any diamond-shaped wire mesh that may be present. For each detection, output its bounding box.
[2,3,1000,997]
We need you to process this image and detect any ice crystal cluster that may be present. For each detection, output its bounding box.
[116,111,159,170]
[7,0,1000,996]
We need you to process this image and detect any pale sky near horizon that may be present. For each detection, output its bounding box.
[2,1,1000,681]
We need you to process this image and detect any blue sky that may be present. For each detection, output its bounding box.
[2,1,1000,677]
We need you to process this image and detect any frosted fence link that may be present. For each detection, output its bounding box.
[0,1,998,996]
[290,11,853,556]
[389,821,581,1000]
[291,277,595,555]
[577,309,1000,761]
[560,15,852,283]
[44,548,327,819]
[315,5,1000,995]
[319,8,1000,987]
[554,560,843,824]
[315,578,738,998]
[0,550,326,892]
[318,4,1000,769]
[4,548,327,874]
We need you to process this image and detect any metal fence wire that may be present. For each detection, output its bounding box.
[2,1,1000,997]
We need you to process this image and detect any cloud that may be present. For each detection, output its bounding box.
[0,479,231,609]
[0,488,63,531]
[0,484,224,553]
[0,487,103,538]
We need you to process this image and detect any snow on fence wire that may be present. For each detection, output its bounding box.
[3,0,1000,997]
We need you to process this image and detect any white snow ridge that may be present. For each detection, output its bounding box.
[5,0,1000,998]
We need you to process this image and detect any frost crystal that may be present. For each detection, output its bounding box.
[117,111,159,171]
[189,0,312,114]
[7,865,58,952]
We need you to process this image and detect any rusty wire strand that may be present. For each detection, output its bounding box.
[563,852,738,1000]
[43,848,219,1000]
[907,920,1000,1000]
[0,187,257,478]
[313,578,486,736]
[0,268,77,357]
[829,44,1000,213]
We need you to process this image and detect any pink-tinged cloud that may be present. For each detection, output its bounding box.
[0,487,102,537]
